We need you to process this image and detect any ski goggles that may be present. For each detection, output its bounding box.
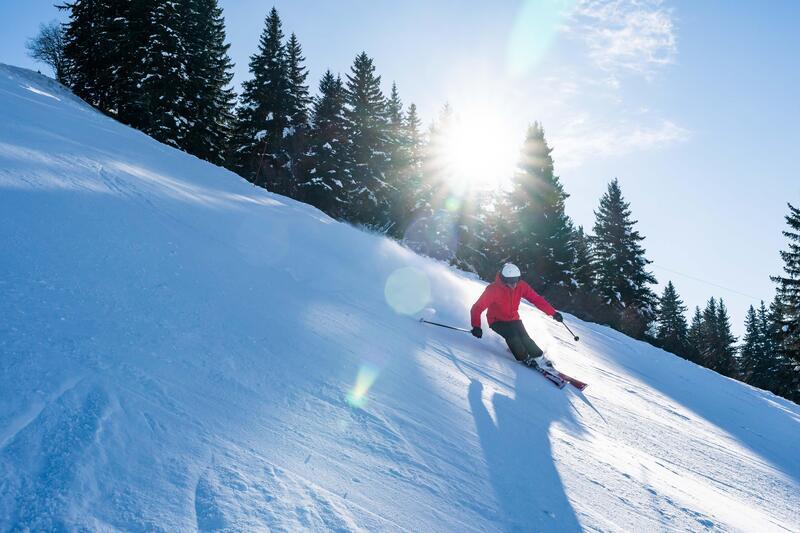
[501,275,520,286]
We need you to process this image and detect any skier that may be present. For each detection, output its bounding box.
[470,263,564,369]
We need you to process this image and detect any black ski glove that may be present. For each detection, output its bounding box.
[471,327,483,338]
[552,312,563,322]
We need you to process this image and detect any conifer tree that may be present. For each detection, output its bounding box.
[699,297,720,368]
[230,8,291,190]
[178,0,236,166]
[697,297,737,376]
[396,102,425,232]
[343,52,391,228]
[716,299,739,377]
[135,1,190,147]
[452,193,507,278]
[592,179,657,337]
[301,71,351,217]
[770,203,800,402]
[505,122,575,294]
[60,0,127,113]
[417,104,455,220]
[686,306,704,364]
[284,32,311,196]
[385,83,410,237]
[572,226,595,291]
[656,281,689,356]
[759,299,780,382]
[61,0,234,162]
[739,303,778,389]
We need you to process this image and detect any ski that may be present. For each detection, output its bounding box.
[545,368,588,391]
[531,365,567,389]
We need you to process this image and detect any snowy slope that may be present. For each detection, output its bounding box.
[1,64,798,532]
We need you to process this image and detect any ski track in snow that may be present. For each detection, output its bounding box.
[1,64,799,531]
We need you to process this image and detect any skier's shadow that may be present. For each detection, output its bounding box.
[468,368,582,532]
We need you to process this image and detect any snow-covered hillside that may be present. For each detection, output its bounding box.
[1,64,798,532]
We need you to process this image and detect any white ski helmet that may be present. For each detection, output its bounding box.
[501,263,521,284]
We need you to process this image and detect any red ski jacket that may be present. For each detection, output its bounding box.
[470,274,556,327]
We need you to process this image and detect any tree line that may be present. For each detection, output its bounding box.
[29,2,799,403]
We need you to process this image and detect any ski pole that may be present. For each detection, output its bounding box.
[562,321,579,342]
[419,318,472,333]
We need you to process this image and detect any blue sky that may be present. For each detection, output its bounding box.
[2,0,798,335]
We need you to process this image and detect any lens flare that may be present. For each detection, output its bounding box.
[384,267,432,315]
[506,0,573,77]
[444,196,461,212]
[347,363,380,409]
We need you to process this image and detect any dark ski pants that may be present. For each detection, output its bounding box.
[490,320,543,363]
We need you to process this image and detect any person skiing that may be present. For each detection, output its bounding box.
[470,263,564,369]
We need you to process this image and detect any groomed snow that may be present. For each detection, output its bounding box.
[1,65,798,532]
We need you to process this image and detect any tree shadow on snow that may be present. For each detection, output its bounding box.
[468,367,583,532]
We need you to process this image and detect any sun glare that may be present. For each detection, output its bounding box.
[438,106,519,193]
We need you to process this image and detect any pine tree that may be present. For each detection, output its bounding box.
[301,71,351,217]
[230,7,291,190]
[656,281,689,356]
[404,104,468,261]
[178,0,236,166]
[404,104,424,192]
[572,226,595,291]
[385,83,410,238]
[739,302,779,389]
[417,103,455,220]
[698,297,720,368]
[284,32,311,197]
[770,203,800,402]
[60,0,126,113]
[393,102,425,235]
[592,178,658,337]
[343,52,391,229]
[716,300,739,377]
[506,122,575,295]
[136,0,190,148]
[567,225,609,322]
[686,306,704,364]
[452,193,506,277]
[697,297,737,376]
[740,305,762,383]
[759,299,780,387]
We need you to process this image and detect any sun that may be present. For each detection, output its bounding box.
[437,104,520,193]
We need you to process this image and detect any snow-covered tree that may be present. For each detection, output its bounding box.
[301,71,351,217]
[392,101,425,236]
[739,302,779,389]
[697,297,737,377]
[505,122,575,294]
[686,306,704,364]
[178,0,236,166]
[61,0,236,163]
[592,179,657,337]
[656,281,689,356]
[572,226,595,291]
[452,194,506,278]
[417,104,455,220]
[770,203,800,402]
[284,32,311,195]
[384,83,410,238]
[60,0,124,112]
[342,52,391,229]
[229,8,291,190]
